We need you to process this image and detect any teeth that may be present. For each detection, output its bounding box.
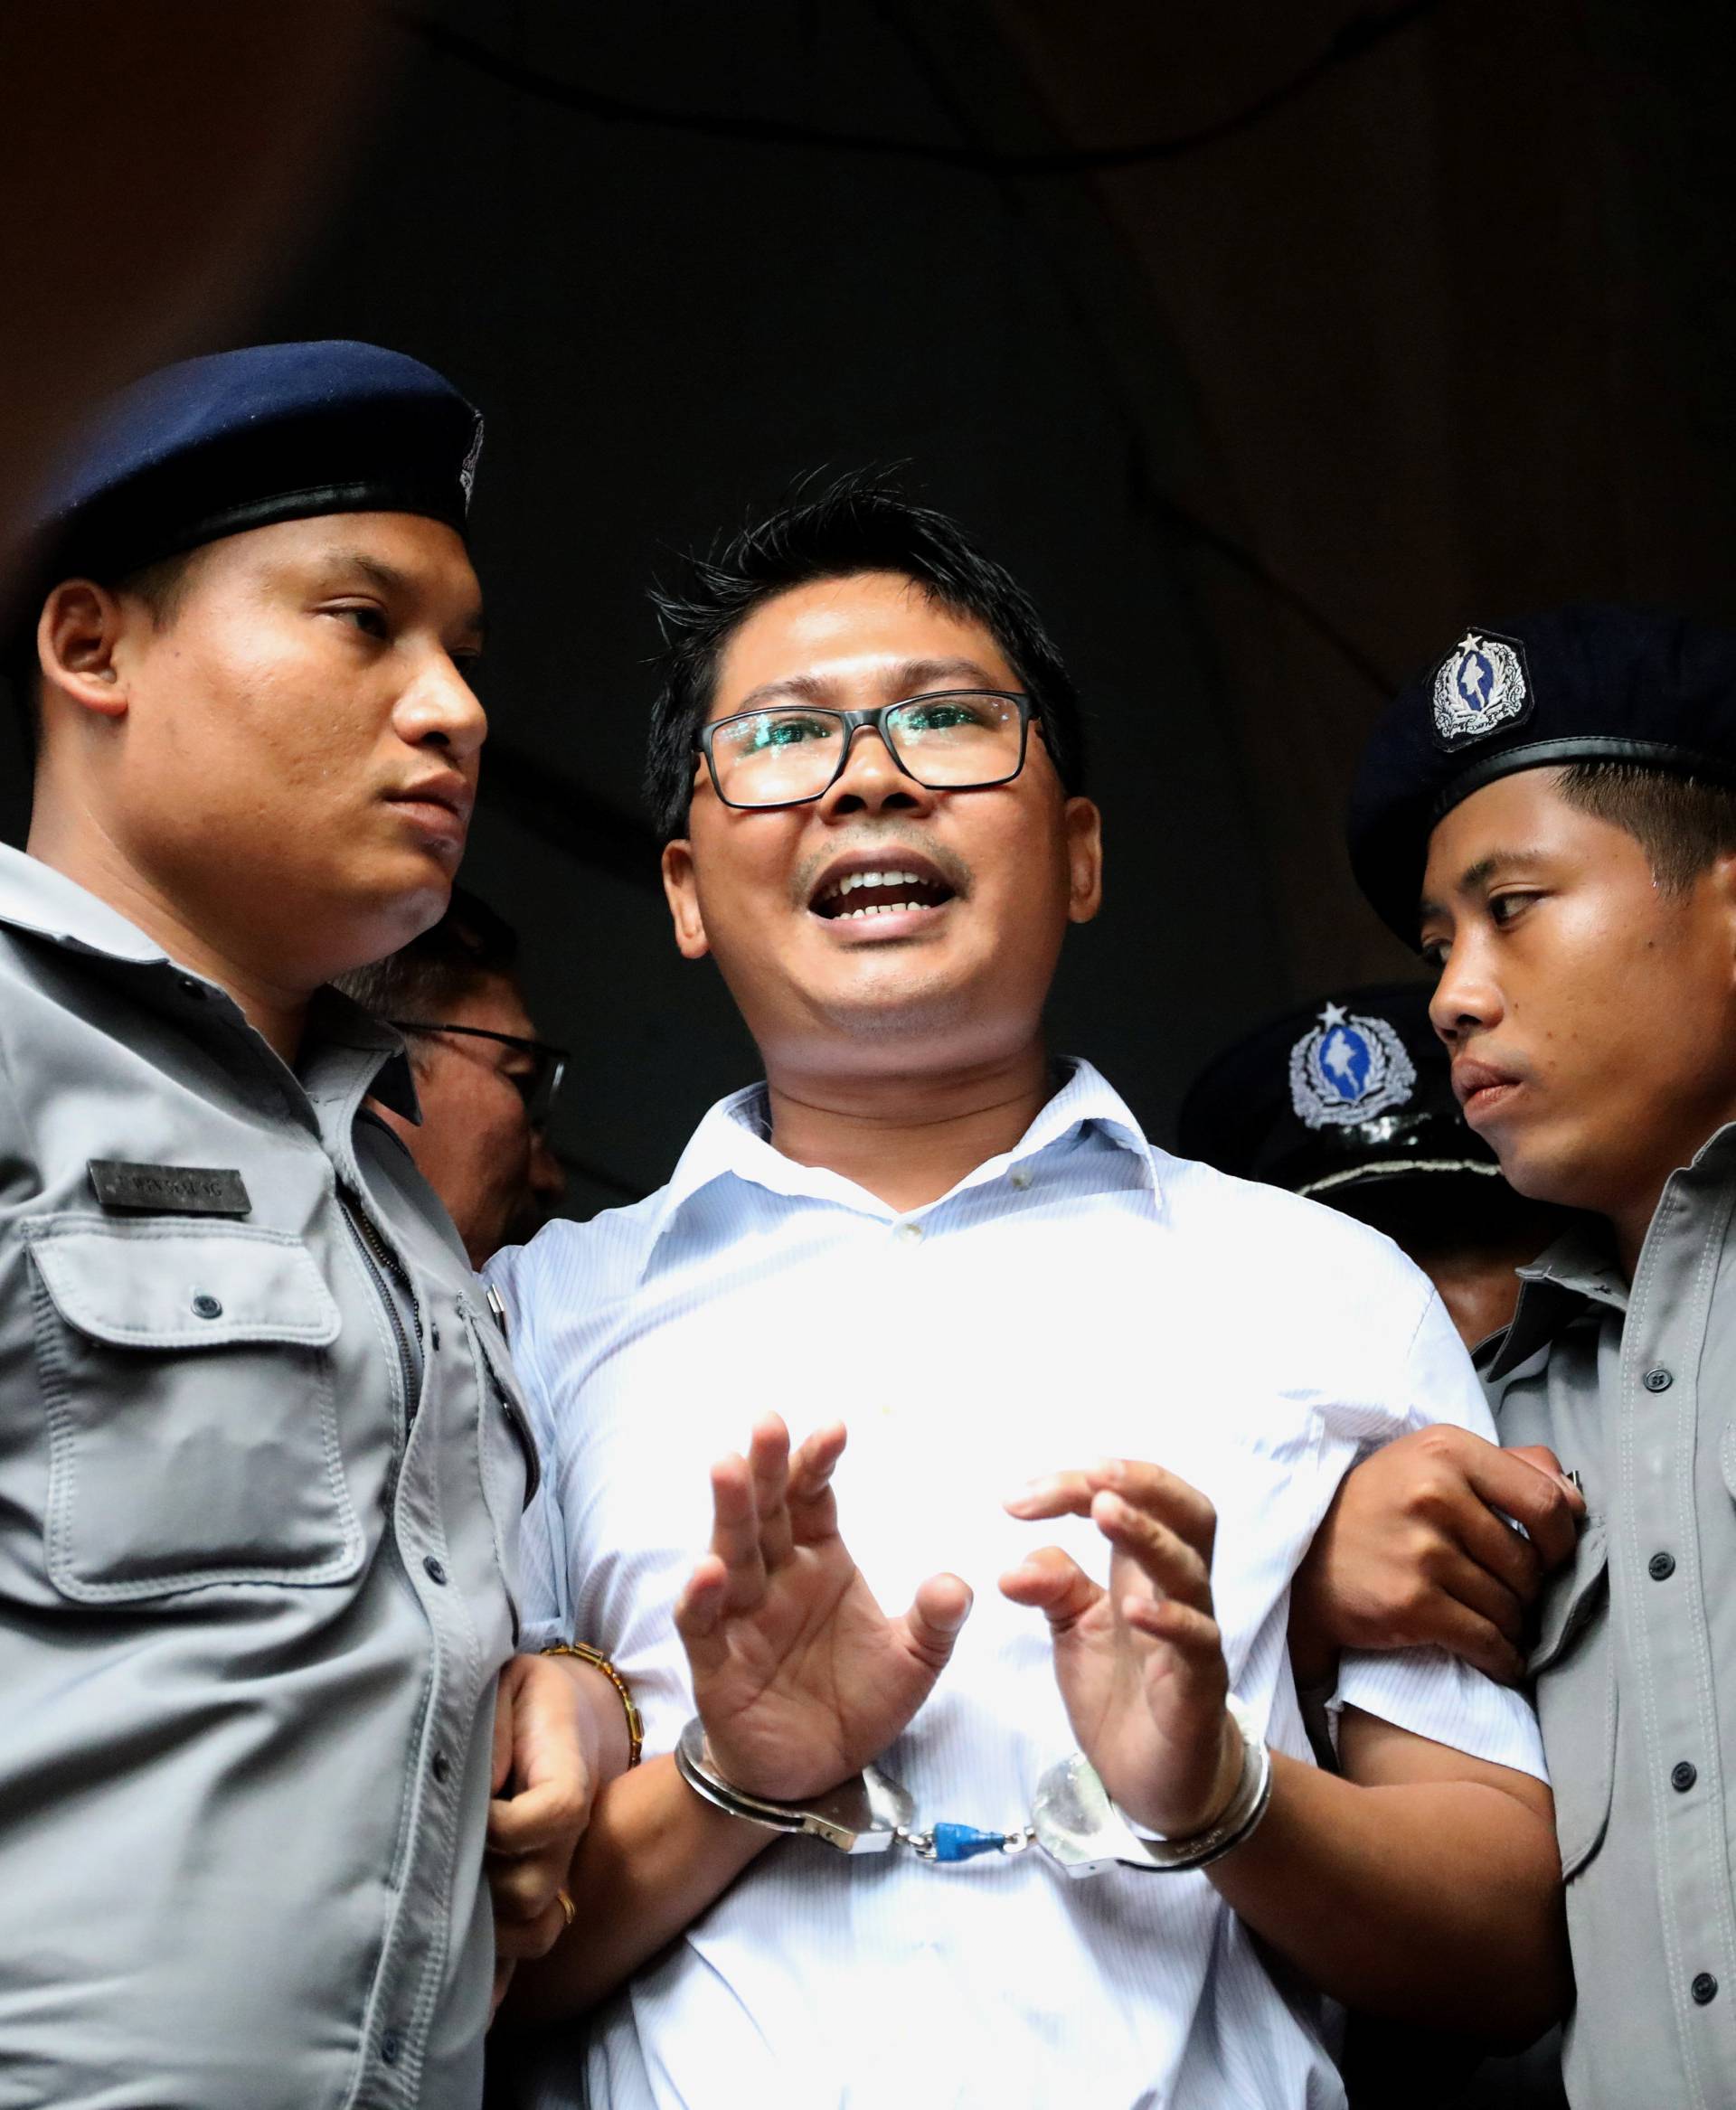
[836,901,915,919]
[828,869,924,900]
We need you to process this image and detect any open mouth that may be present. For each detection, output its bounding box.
[810,865,958,921]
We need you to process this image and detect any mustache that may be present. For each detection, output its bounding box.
[788,828,974,911]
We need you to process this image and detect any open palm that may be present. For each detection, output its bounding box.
[675,1415,971,1803]
[1002,1460,1240,1837]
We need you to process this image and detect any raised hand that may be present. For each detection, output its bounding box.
[1002,1458,1240,1838]
[675,1414,971,1803]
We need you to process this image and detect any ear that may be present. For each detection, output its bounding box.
[1709,850,1736,989]
[661,838,711,960]
[1062,796,1103,925]
[36,579,132,722]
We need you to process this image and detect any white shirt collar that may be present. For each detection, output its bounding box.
[644,1057,1162,1269]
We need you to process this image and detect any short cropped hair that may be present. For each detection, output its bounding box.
[644,468,1087,841]
[1557,760,1736,893]
[335,887,521,1031]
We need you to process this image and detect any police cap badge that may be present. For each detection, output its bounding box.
[1348,604,1736,943]
[1177,982,1500,1209]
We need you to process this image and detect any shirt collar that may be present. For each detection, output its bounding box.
[0,841,174,965]
[644,1057,1160,1270]
[1485,1220,1628,1379]
[0,843,420,1120]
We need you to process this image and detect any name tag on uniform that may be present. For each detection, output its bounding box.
[88,1160,251,1217]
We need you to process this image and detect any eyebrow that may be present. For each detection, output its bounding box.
[1417,846,1548,923]
[317,546,486,642]
[726,655,1005,716]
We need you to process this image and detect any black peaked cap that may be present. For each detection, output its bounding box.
[1176,982,1500,1210]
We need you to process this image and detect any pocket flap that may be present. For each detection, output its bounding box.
[1527,1518,1609,1678]
[25,1217,340,1349]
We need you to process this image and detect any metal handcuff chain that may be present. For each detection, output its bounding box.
[674,1696,1274,1879]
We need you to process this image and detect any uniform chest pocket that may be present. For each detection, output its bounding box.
[1528,1519,1614,1878]
[24,1216,364,1602]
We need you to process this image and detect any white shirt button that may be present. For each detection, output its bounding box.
[896,1220,923,1244]
[1009,1168,1032,1191]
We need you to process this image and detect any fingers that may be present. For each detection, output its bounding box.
[1090,1487,1213,1613]
[1423,1596,1527,1686]
[489,1956,516,2025]
[1007,1457,1216,1563]
[706,1451,769,1611]
[999,1544,1103,1633]
[749,1416,797,1568]
[491,1884,575,1961]
[1458,1436,1584,1571]
[491,1673,514,1799]
[487,1772,587,1860]
[899,1571,973,1672]
[786,1421,846,1547]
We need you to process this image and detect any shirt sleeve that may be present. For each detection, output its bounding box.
[1328,1284,1549,1782]
[482,1245,571,1654]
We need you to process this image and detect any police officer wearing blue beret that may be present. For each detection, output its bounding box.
[1298,606,1736,2107]
[0,343,629,2108]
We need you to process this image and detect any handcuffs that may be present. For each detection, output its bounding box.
[675,1695,1273,1878]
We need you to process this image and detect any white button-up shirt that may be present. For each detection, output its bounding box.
[488,1061,1543,2110]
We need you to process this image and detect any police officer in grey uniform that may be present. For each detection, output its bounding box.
[1182,984,1572,2108]
[0,343,624,2110]
[1297,606,1736,2107]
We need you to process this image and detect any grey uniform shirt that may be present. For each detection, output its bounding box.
[1482,1128,1736,2110]
[0,846,535,2110]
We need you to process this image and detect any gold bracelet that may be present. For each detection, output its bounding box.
[540,1642,644,1768]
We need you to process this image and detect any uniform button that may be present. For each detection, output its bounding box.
[1650,1550,1677,1581]
[423,1556,448,1585]
[191,1293,223,1320]
[1673,1761,1699,1793]
[1644,1366,1674,1392]
[1694,1973,1719,2006]
[177,975,207,1000]
[432,1749,450,1784]
[382,2030,401,2064]
[896,1221,923,1244]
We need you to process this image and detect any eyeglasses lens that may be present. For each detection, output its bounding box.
[712,693,1023,807]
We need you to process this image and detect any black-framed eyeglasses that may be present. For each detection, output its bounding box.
[695,689,1035,811]
[392,1021,570,1129]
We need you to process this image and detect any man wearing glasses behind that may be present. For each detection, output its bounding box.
[340,888,570,1267]
[486,472,1569,2108]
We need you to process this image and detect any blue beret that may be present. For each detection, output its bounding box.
[24,339,482,593]
[1176,982,1501,1216]
[1347,604,1736,943]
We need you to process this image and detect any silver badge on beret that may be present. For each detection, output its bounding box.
[459,415,485,505]
[1432,629,1528,746]
[1289,1003,1417,1130]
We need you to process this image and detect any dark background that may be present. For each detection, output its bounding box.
[7,0,1734,1213]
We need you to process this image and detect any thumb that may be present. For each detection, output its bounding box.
[898,1571,973,1673]
[1508,1443,1586,1512]
[999,1544,1103,1635]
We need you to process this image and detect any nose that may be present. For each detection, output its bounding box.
[1429,937,1503,1046]
[393,650,487,767]
[816,720,937,821]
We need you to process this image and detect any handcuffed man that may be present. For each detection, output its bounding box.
[487,475,1568,2107]
[0,342,626,2110]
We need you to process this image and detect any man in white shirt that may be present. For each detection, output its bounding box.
[487,472,1567,2108]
